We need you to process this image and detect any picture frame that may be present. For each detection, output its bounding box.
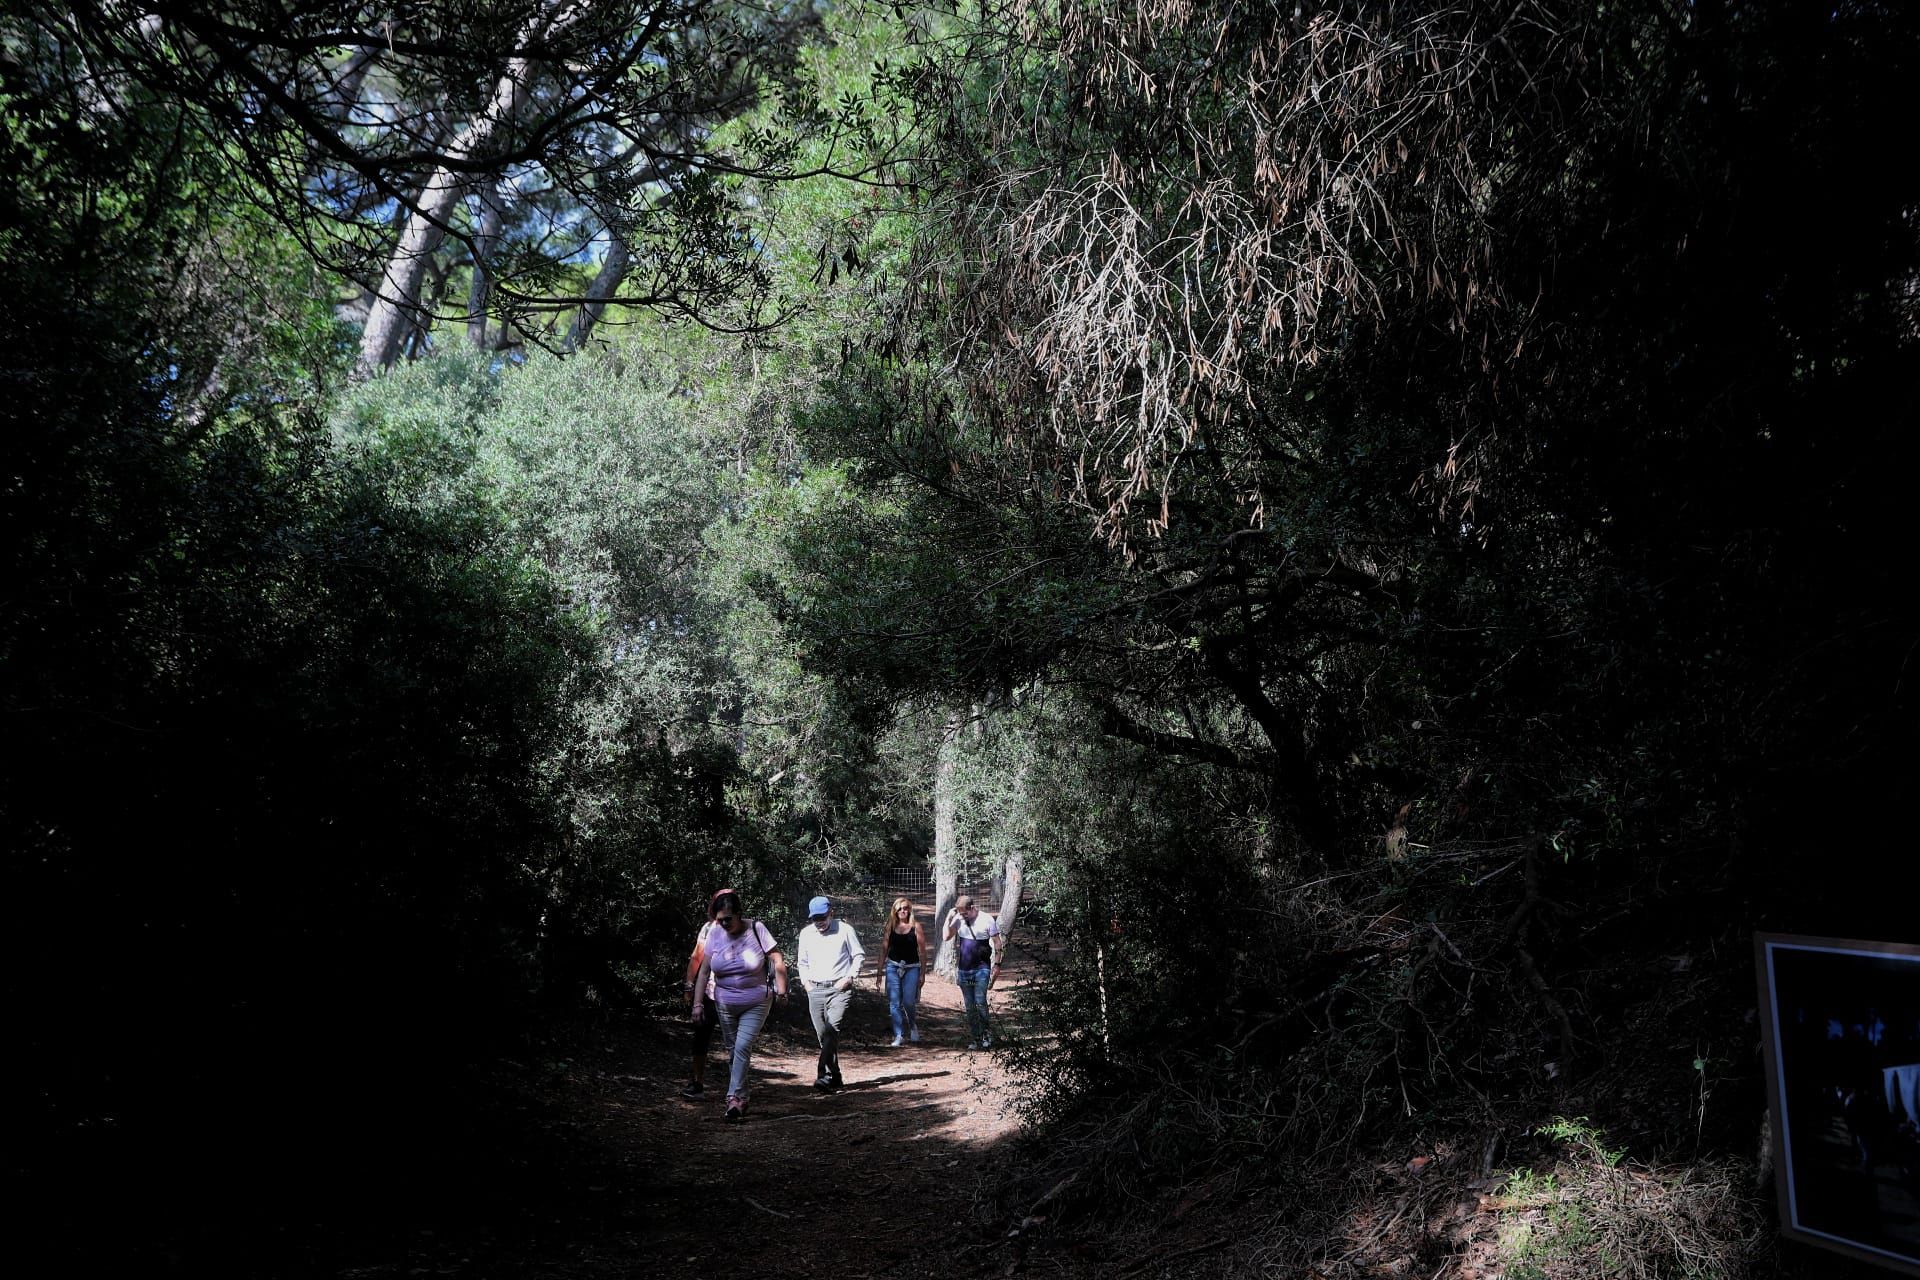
[1756,932,1920,1275]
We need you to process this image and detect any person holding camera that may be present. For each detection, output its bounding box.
[944,895,1003,1049]
[688,891,789,1123]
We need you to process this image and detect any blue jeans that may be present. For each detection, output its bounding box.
[957,967,991,1043]
[715,994,771,1103]
[885,961,923,1039]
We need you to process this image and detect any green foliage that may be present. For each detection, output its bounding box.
[940,696,1275,1109]
[333,346,804,998]
[3,41,749,1260]
[6,235,591,1184]
[1494,1149,1754,1280]
[9,1,1920,1272]
[753,5,1920,1264]
[1538,1117,1627,1169]
[29,0,835,357]
[719,1,923,355]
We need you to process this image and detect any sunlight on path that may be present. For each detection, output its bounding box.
[607,896,1042,1279]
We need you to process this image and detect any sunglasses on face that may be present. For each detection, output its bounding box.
[715,914,736,925]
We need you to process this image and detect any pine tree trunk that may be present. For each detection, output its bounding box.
[352,10,564,380]
[466,181,505,349]
[565,234,630,350]
[353,174,466,378]
[995,751,1029,936]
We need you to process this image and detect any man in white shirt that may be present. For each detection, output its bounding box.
[944,895,1003,1048]
[796,895,865,1090]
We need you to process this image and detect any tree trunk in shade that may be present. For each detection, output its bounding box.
[997,844,1024,938]
[931,708,962,980]
[466,181,505,349]
[565,234,631,350]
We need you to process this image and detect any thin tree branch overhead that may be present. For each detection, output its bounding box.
[49,0,834,373]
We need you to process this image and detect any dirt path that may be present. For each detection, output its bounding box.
[527,900,1042,1280]
[311,899,1066,1280]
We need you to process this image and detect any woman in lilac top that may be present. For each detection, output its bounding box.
[680,887,738,1099]
[690,891,789,1122]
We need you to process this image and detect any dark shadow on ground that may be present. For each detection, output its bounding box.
[22,893,1065,1279]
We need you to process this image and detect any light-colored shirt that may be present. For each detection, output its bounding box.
[707,920,778,1009]
[951,913,1000,971]
[795,918,865,985]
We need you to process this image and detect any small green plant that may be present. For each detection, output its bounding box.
[1497,1168,1597,1279]
[1500,1167,1560,1202]
[1537,1115,1625,1167]
[1494,1117,1751,1279]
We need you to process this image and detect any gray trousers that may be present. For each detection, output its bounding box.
[806,982,851,1081]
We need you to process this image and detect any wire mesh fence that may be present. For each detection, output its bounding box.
[864,864,1040,914]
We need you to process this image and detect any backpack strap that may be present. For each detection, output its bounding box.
[751,919,776,985]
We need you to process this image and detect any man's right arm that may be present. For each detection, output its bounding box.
[792,930,812,985]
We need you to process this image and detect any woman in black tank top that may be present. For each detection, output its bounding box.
[881,897,929,1047]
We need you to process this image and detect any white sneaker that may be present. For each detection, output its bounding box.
[967,1040,981,1050]
[908,1029,921,1043]
[981,1036,993,1048]
[889,1035,904,1047]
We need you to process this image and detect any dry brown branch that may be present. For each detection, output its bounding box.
[904,0,1603,548]
[743,1195,793,1219]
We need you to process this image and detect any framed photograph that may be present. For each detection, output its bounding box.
[1757,933,1920,1275]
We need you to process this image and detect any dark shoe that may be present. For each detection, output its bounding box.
[680,1080,704,1098]
[725,1104,743,1123]
[814,1075,835,1091]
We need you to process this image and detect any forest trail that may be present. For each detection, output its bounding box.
[439,898,1062,1280]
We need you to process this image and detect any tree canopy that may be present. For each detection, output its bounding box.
[7,1,1920,1275]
